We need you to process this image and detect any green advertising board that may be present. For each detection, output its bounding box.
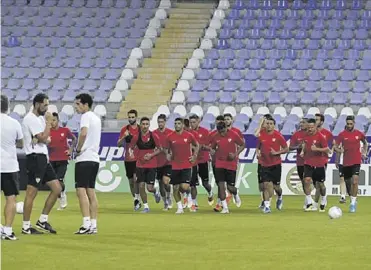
[65,161,260,195]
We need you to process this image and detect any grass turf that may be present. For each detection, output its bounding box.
[2,192,371,270]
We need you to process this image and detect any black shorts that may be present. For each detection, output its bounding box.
[156,165,172,180]
[136,167,156,185]
[261,164,282,185]
[214,168,236,186]
[338,164,344,178]
[75,161,99,188]
[26,154,58,188]
[297,165,304,181]
[124,161,136,179]
[342,164,361,179]
[50,160,68,182]
[257,163,263,183]
[191,163,209,187]
[1,172,19,196]
[304,165,326,184]
[170,169,191,185]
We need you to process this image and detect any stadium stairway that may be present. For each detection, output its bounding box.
[117,2,214,119]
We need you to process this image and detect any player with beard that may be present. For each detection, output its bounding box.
[166,118,199,214]
[300,119,330,212]
[211,121,245,214]
[22,93,62,234]
[189,114,213,212]
[334,116,368,213]
[254,114,273,209]
[129,117,162,213]
[118,110,141,211]
[313,113,334,210]
[289,118,309,208]
[257,117,288,213]
[48,112,77,210]
[153,114,173,210]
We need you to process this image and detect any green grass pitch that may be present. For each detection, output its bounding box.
[2,192,371,270]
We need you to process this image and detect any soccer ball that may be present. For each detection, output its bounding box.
[328,206,342,219]
[16,202,24,214]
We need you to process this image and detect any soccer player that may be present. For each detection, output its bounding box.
[257,117,288,213]
[289,118,309,208]
[334,116,368,213]
[166,118,199,214]
[300,119,330,212]
[211,121,245,214]
[189,114,213,211]
[48,112,77,210]
[153,114,173,210]
[74,93,101,234]
[117,109,141,211]
[314,113,334,208]
[129,117,162,213]
[254,114,273,209]
[22,93,62,234]
[1,95,24,240]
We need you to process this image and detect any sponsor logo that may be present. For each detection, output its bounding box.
[99,147,124,161]
[95,161,122,192]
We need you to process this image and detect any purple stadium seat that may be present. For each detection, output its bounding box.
[350,93,364,105]
[357,70,371,81]
[304,81,319,92]
[321,82,335,92]
[99,80,114,91]
[251,92,266,104]
[285,93,300,104]
[14,89,29,101]
[272,80,285,91]
[265,59,279,70]
[333,93,348,104]
[74,69,89,79]
[240,81,254,92]
[353,81,367,93]
[203,92,217,103]
[229,70,243,80]
[191,81,206,92]
[317,93,332,105]
[213,70,228,80]
[256,81,271,92]
[235,92,250,104]
[224,81,239,92]
[301,92,316,104]
[208,80,222,92]
[245,70,260,80]
[219,92,234,104]
[267,92,281,104]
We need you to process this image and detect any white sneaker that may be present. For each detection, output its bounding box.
[221,208,230,214]
[187,195,193,209]
[175,208,184,214]
[58,192,68,210]
[312,202,318,211]
[234,194,242,208]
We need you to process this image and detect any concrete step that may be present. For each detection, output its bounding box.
[151,52,190,58]
[155,42,199,49]
[167,18,210,24]
[160,31,202,38]
[165,22,207,29]
[175,3,215,9]
[143,58,186,67]
[157,37,200,43]
[137,73,179,80]
[170,8,213,15]
[170,13,211,20]
[161,28,204,34]
[137,67,182,75]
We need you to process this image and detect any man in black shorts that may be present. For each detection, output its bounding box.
[128,117,162,213]
[166,118,199,214]
[22,93,62,234]
[153,114,173,210]
[118,109,141,211]
[301,119,330,212]
[74,93,101,234]
[257,117,288,213]
[1,95,24,240]
[48,112,76,210]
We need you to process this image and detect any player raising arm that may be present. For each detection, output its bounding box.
[334,116,368,213]
[166,118,199,214]
[211,121,245,214]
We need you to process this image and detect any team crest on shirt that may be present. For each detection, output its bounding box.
[313,140,317,143]
[228,138,232,142]
[355,136,359,140]
[184,138,188,142]
[272,138,276,142]
[199,134,202,138]
[61,133,64,137]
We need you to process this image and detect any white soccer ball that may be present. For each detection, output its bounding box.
[16,202,24,214]
[328,206,342,219]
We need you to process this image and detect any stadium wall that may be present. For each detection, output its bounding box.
[17,133,371,196]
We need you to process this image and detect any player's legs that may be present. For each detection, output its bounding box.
[303,165,316,211]
[171,169,191,214]
[125,161,141,210]
[1,173,19,240]
[257,164,264,208]
[225,169,241,208]
[198,163,214,205]
[270,165,283,210]
[312,167,327,212]
[136,168,149,210]
[52,161,68,210]
[190,165,199,211]
[162,173,172,208]
[346,165,360,213]
[215,168,229,214]
[74,161,98,234]
[338,165,347,203]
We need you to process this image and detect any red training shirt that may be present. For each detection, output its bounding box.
[191,126,210,164]
[211,130,244,171]
[131,132,161,168]
[166,130,197,170]
[153,128,172,167]
[335,129,366,166]
[48,127,74,162]
[119,124,139,162]
[257,130,287,167]
[230,126,244,140]
[290,129,307,166]
[303,131,328,167]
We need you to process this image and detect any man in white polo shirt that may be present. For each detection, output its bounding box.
[1,95,24,240]
[22,93,62,235]
[74,93,101,234]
